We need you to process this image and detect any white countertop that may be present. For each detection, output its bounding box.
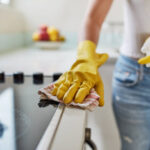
[0,47,119,75]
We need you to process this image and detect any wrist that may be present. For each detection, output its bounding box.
[77,40,97,60]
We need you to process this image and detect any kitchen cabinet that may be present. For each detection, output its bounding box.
[37,106,87,150]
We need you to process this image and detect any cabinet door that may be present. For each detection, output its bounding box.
[37,106,87,150]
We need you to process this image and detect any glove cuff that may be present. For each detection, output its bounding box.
[77,40,96,59]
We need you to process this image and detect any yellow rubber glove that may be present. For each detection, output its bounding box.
[138,37,150,65]
[51,41,109,106]
[138,56,150,64]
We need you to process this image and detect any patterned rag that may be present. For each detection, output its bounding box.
[38,83,100,111]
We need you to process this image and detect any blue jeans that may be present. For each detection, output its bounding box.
[112,55,150,150]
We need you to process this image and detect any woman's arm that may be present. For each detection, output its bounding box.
[79,0,113,44]
[51,0,113,105]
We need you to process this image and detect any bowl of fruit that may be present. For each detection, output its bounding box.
[32,25,65,49]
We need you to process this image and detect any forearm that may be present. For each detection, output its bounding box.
[79,18,100,44]
[79,0,113,44]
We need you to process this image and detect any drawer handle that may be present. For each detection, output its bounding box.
[85,128,97,150]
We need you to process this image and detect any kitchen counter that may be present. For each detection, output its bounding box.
[0,47,119,75]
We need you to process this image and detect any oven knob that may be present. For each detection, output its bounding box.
[53,73,62,82]
[33,73,43,84]
[13,72,24,84]
[0,72,5,83]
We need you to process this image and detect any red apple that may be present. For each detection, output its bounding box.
[39,31,49,41]
[40,24,48,32]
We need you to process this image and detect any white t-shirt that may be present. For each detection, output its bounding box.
[120,0,150,58]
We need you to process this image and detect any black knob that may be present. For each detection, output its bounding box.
[53,73,62,82]
[13,72,24,84]
[33,73,43,84]
[0,72,5,83]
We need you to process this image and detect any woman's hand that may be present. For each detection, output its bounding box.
[51,41,108,106]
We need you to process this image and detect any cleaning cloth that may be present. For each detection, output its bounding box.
[38,83,100,111]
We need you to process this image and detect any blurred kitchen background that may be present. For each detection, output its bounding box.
[0,0,123,73]
[0,0,124,150]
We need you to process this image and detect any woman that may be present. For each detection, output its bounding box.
[51,0,150,149]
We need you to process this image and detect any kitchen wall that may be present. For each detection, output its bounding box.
[0,5,25,52]
[12,0,124,32]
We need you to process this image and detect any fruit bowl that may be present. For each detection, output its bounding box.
[34,41,64,50]
[32,25,66,50]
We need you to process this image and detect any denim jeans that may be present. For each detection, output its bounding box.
[112,55,150,150]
